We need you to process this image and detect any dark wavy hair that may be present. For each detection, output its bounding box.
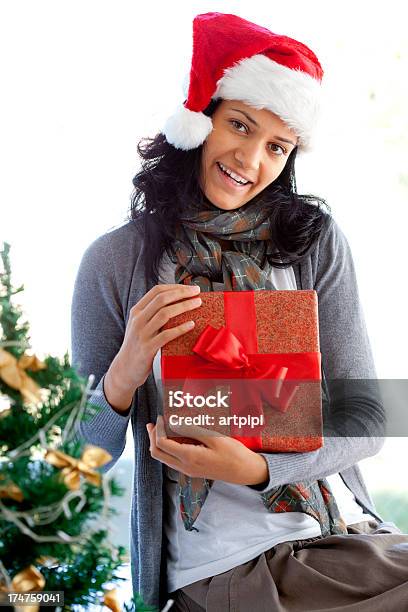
[130,99,331,287]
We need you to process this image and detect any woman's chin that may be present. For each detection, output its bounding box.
[204,189,252,211]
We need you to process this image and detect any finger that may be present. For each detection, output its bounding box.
[149,441,184,470]
[134,285,201,325]
[148,420,186,460]
[167,419,226,447]
[131,284,198,312]
[147,422,177,458]
[143,294,202,339]
[154,418,210,462]
[151,319,196,353]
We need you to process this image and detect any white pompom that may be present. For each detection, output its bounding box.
[162,106,213,150]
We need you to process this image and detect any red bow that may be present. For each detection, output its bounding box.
[176,325,299,449]
[192,324,298,411]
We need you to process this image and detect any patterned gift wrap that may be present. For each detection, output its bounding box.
[160,290,323,452]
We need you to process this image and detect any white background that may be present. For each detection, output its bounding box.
[1,0,407,527]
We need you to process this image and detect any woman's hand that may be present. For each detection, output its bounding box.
[104,284,202,412]
[146,416,269,486]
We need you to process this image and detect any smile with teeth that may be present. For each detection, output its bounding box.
[217,162,252,186]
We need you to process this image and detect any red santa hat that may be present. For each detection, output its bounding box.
[162,12,324,153]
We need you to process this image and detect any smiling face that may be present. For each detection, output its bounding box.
[199,99,298,211]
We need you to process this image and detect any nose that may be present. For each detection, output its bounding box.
[234,140,265,175]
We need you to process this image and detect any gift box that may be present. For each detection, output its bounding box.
[160,290,323,452]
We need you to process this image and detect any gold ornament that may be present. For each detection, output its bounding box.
[9,565,45,592]
[45,446,112,490]
[0,479,24,502]
[0,348,46,404]
[18,355,46,371]
[0,565,45,612]
[103,588,121,612]
[34,556,59,568]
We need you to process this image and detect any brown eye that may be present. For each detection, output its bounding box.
[230,120,248,133]
[269,143,286,156]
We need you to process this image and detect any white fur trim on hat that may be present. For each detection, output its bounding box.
[214,54,322,152]
[162,105,213,151]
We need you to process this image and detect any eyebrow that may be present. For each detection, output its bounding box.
[229,108,297,147]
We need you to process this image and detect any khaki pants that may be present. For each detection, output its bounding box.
[169,520,408,611]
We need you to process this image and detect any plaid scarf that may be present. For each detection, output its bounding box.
[171,201,347,538]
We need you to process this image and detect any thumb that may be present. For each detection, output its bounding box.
[167,418,226,447]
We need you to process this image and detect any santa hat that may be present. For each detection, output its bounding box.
[162,12,324,153]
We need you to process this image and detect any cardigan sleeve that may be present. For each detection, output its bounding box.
[250,216,385,493]
[70,232,133,472]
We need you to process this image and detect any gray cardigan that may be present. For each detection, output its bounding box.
[71,213,385,610]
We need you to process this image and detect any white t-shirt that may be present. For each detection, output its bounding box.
[154,252,373,593]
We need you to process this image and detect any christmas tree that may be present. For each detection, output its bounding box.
[0,243,158,611]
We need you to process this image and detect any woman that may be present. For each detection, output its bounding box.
[71,12,408,611]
